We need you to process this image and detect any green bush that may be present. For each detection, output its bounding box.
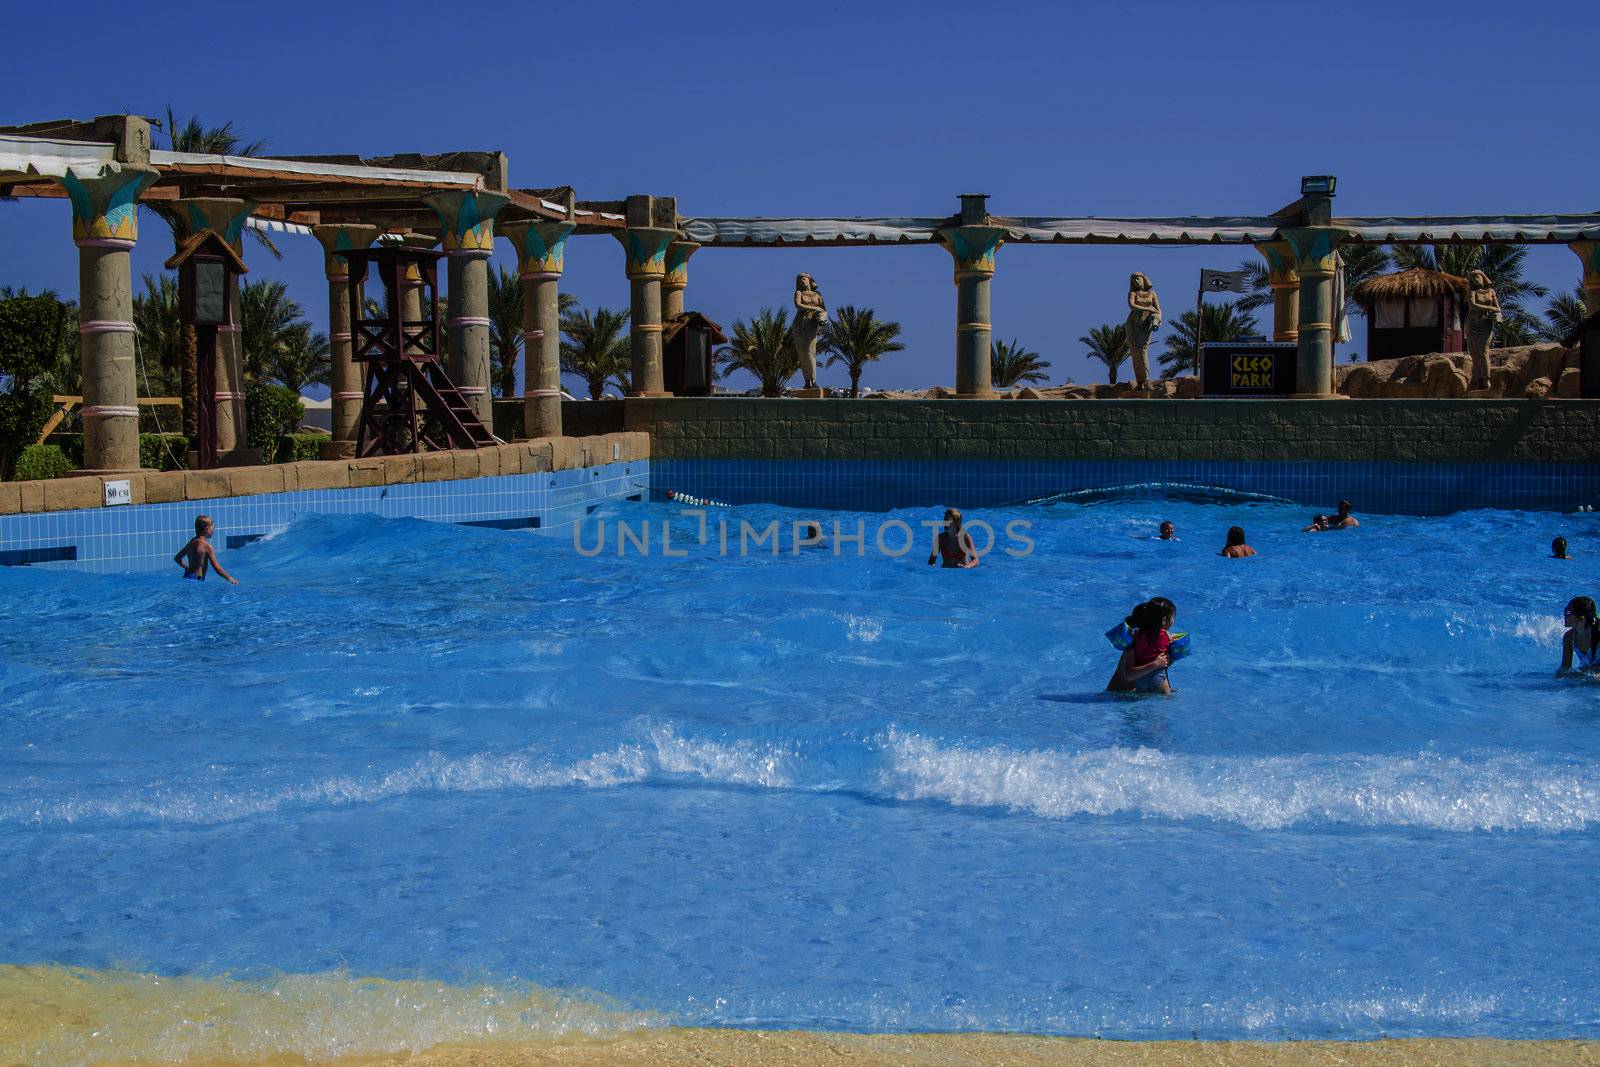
[244,381,306,460]
[13,443,74,481]
[47,433,85,467]
[139,433,189,472]
[276,433,326,463]
[0,293,71,479]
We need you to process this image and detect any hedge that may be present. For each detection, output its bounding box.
[245,381,306,458]
[13,444,74,481]
[276,433,326,463]
[140,433,190,471]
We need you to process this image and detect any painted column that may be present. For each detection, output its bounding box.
[1281,225,1352,397]
[662,241,701,320]
[311,223,381,457]
[397,233,439,328]
[936,225,1008,398]
[424,191,509,426]
[1255,240,1301,343]
[1568,242,1600,318]
[58,164,159,472]
[174,198,256,454]
[614,227,678,396]
[503,220,575,439]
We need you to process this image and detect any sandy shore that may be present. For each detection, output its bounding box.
[145,1032,1600,1067]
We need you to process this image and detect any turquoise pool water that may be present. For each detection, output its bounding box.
[2,494,1598,1059]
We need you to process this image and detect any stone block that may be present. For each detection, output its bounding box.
[183,470,232,501]
[380,454,419,484]
[451,450,481,480]
[226,465,286,497]
[40,476,101,512]
[294,460,351,491]
[475,447,502,478]
[143,471,186,504]
[318,440,356,461]
[0,481,20,515]
[18,480,46,512]
[1557,367,1581,398]
[349,458,387,488]
[522,442,554,473]
[419,450,456,483]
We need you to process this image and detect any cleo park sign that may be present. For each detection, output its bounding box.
[1201,341,1299,397]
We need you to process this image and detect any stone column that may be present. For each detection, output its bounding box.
[311,223,381,458]
[503,220,575,439]
[397,233,439,327]
[57,164,159,472]
[423,191,509,426]
[1255,240,1301,342]
[936,225,1007,398]
[614,227,678,396]
[1281,225,1353,397]
[173,197,257,456]
[1568,241,1600,319]
[662,241,700,320]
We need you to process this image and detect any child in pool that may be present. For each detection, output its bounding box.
[1221,525,1256,558]
[1559,596,1600,676]
[1553,536,1571,560]
[1158,521,1176,541]
[173,514,238,585]
[927,507,979,569]
[1303,514,1331,533]
[1107,597,1177,695]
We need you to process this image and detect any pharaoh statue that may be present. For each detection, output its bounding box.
[1464,269,1502,391]
[791,273,829,390]
[1125,272,1162,388]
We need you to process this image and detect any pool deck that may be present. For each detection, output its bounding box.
[189,1032,1600,1065]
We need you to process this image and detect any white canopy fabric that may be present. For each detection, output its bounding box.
[0,134,117,179]
[681,213,1600,247]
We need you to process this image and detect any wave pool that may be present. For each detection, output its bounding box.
[2,495,1598,1062]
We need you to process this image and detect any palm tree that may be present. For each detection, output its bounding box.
[1079,323,1130,385]
[268,323,331,397]
[1236,244,1390,324]
[1159,301,1259,378]
[131,274,184,398]
[1391,243,1548,345]
[1540,286,1590,343]
[718,308,798,397]
[3,286,81,396]
[990,338,1050,388]
[819,305,904,397]
[487,265,578,398]
[559,307,632,400]
[239,279,307,383]
[151,109,277,437]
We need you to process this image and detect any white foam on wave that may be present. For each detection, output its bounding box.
[5,727,791,827]
[879,729,1600,832]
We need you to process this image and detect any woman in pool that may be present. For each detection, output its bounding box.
[1558,596,1600,676]
[1107,597,1177,695]
[1221,526,1256,557]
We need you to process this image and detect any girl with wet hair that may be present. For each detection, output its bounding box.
[1221,526,1256,558]
[1107,597,1177,695]
[1559,596,1600,676]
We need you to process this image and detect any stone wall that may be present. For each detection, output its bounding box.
[0,433,649,517]
[625,398,1600,465]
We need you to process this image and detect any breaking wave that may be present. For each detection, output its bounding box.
[8,726,1599,834]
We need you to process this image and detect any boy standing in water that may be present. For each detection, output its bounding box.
[1553,537,1571,560]
[927,508,980,569]
[174,515,239,585]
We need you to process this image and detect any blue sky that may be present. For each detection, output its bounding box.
[2,0,1595,394]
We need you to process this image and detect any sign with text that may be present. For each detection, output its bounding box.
[103,479,132,506]
[1201,342,1298,397]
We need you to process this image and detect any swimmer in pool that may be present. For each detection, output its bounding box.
[1107,597,1177,695]
[174,514,238,585]
[1553,536,1571,560]
[927,507,979,569]
[1559,596,1600,676]
[1158,521,1176,540]
[1220,525,1256,558]
[1330,500,1360,528]
[1303,514,1331,533]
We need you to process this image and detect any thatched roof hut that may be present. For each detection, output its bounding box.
[1349,269,1468,360]
[1350,269,1468,312]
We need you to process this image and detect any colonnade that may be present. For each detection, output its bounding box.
[49,160,1600,475]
